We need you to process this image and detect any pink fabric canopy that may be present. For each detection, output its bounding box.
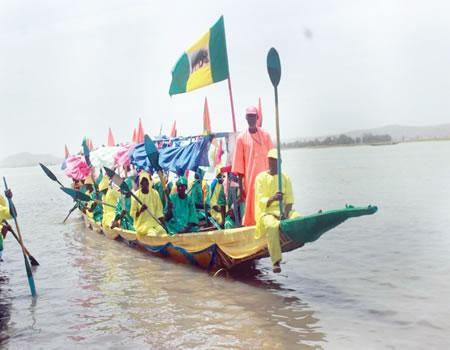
[64,155,91,180]
[114,143,135,168]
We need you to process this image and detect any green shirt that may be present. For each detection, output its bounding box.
[166,193,199,234]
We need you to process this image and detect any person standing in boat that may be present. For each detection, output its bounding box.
[130,171,166,237]
[101,176,121,228]
[165,176,199,234]
[255,149,299,273]
[0,190,13,262]
[232,106,273,226]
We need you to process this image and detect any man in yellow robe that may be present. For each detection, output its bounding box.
[100,176,121,228]
[130,171,166,238]
[255,149,299,273]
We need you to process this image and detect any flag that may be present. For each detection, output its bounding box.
[257,97,263,127]
[64,144,70,159]
[215,139,223,166]
[170,120,177,137]
[132,128,137,143]
[107,128,115,146]
[88,138,94,151]
[169,16,229,96]
[136,118,145,143]
[203,97,212,135]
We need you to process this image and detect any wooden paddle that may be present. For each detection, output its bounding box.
[267,47,284,218]
[2,220,39,266]
[3,177,37,297]
[144,135,169,203]
[62,203,79,223]
[103,167,168,233]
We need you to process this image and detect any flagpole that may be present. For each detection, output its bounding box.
[227,77,237,133]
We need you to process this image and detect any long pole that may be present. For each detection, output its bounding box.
[274,87,283,217]
[227,77,237,132]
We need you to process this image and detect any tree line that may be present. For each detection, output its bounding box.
[281,133,393,149]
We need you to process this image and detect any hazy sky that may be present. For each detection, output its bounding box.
[1,0,449,158]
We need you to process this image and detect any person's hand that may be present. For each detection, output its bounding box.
[111,220,118,229]
[212,205,220,212]
[268,192,283,205]
[167,202,173,210]
[4,189,12,199]
[140,204,147,214]
[121,210,127,217]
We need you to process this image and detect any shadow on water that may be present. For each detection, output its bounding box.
[0,271,12,346]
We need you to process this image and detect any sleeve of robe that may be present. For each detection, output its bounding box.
[231,134,245,175]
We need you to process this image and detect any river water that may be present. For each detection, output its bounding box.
[0,141,449,349]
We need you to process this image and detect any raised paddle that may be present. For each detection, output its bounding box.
[103,167,168,233]
[2,220,39,266]
[39,162,64,187]
[62,203,79,223]
[60,187,116,208]
[267,47,284,218]
[3,177,37,297]
[144,134,169,203]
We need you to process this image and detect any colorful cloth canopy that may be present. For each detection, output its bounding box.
[64,155,91,180]
[90,146,120,170]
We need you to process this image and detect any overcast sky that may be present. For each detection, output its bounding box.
[1,0,449,158]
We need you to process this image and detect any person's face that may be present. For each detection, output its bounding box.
[195,173,200,180]
[268,157,278,173]
[245,114,258,128]
[140,178,150,193]
[217,175,224,184]
[177,184,187,196]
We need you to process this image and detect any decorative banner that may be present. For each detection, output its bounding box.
[90,146,120,170]
[203,97,212,135]
[132,128,137,143]
[64,155,91,180]
[169,16,229,95]
[64,144,70,159]
[114,143,135,168]
[136,118,145,144]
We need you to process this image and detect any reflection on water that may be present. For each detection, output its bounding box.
[0,272,12,345]
[66,221,326,349]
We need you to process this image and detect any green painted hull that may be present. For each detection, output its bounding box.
[280,205,378,246]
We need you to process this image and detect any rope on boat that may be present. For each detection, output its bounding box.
[212,268,229,278]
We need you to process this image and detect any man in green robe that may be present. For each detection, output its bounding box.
[112,178,134,230]
[189,168,210,222]
[165,176,199,234]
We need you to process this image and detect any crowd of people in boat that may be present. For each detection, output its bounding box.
[1,106,298,272]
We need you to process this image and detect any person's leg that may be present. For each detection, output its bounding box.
[262,216,282,272]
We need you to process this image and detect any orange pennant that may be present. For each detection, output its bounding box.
[170,120,177,137]
[107,127,115,147]
[136,118,145,143]
[203,97,212,135]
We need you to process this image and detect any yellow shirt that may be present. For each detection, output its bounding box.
[130,188,164,235]
[0,195,11,222]
[102,188,120,228]
[254,171,294,236]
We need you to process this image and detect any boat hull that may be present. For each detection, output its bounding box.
[80,205,377,271]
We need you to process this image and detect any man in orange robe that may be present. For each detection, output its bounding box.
[232,106,273,226]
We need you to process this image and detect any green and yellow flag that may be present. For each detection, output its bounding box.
[169,16,229,96]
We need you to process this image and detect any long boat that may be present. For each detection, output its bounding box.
[80,204,377,272]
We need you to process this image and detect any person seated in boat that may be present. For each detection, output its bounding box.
[130,171,166,238]
[79,176,94,211]
[0,190,13,262]
[165,176,199,234]
[87,175,108,223]
[189,168,210,223]
[153,173,169,209]
[209,169,226,227]
[101,175,121,228]
[111,178,135,231]
[255,149,299,273]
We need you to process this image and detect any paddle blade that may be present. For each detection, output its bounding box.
[39,163,58,182]
[60,187,91,202]
[144,134,162,171]
[267,47,281,87]
[82,138,91,167]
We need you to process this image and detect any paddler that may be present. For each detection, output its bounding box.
[189,168,210,222]
[111,178,134,231]
[88,175,108,223]
[101,175,121,228]
[209,169,226,227]
[255,149,299,273]
[165,176,199,234]
[0,190,13,262]
[232,106,273,226]
[130,171,165,237]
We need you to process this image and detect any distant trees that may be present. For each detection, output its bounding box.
[281,133,393,149]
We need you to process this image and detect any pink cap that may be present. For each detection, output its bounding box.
[245,106,258,116]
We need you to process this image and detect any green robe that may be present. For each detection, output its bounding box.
[115,196,134,230]
[190,180,210,221]
[166,193,199,234]
[90,191,104,223]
